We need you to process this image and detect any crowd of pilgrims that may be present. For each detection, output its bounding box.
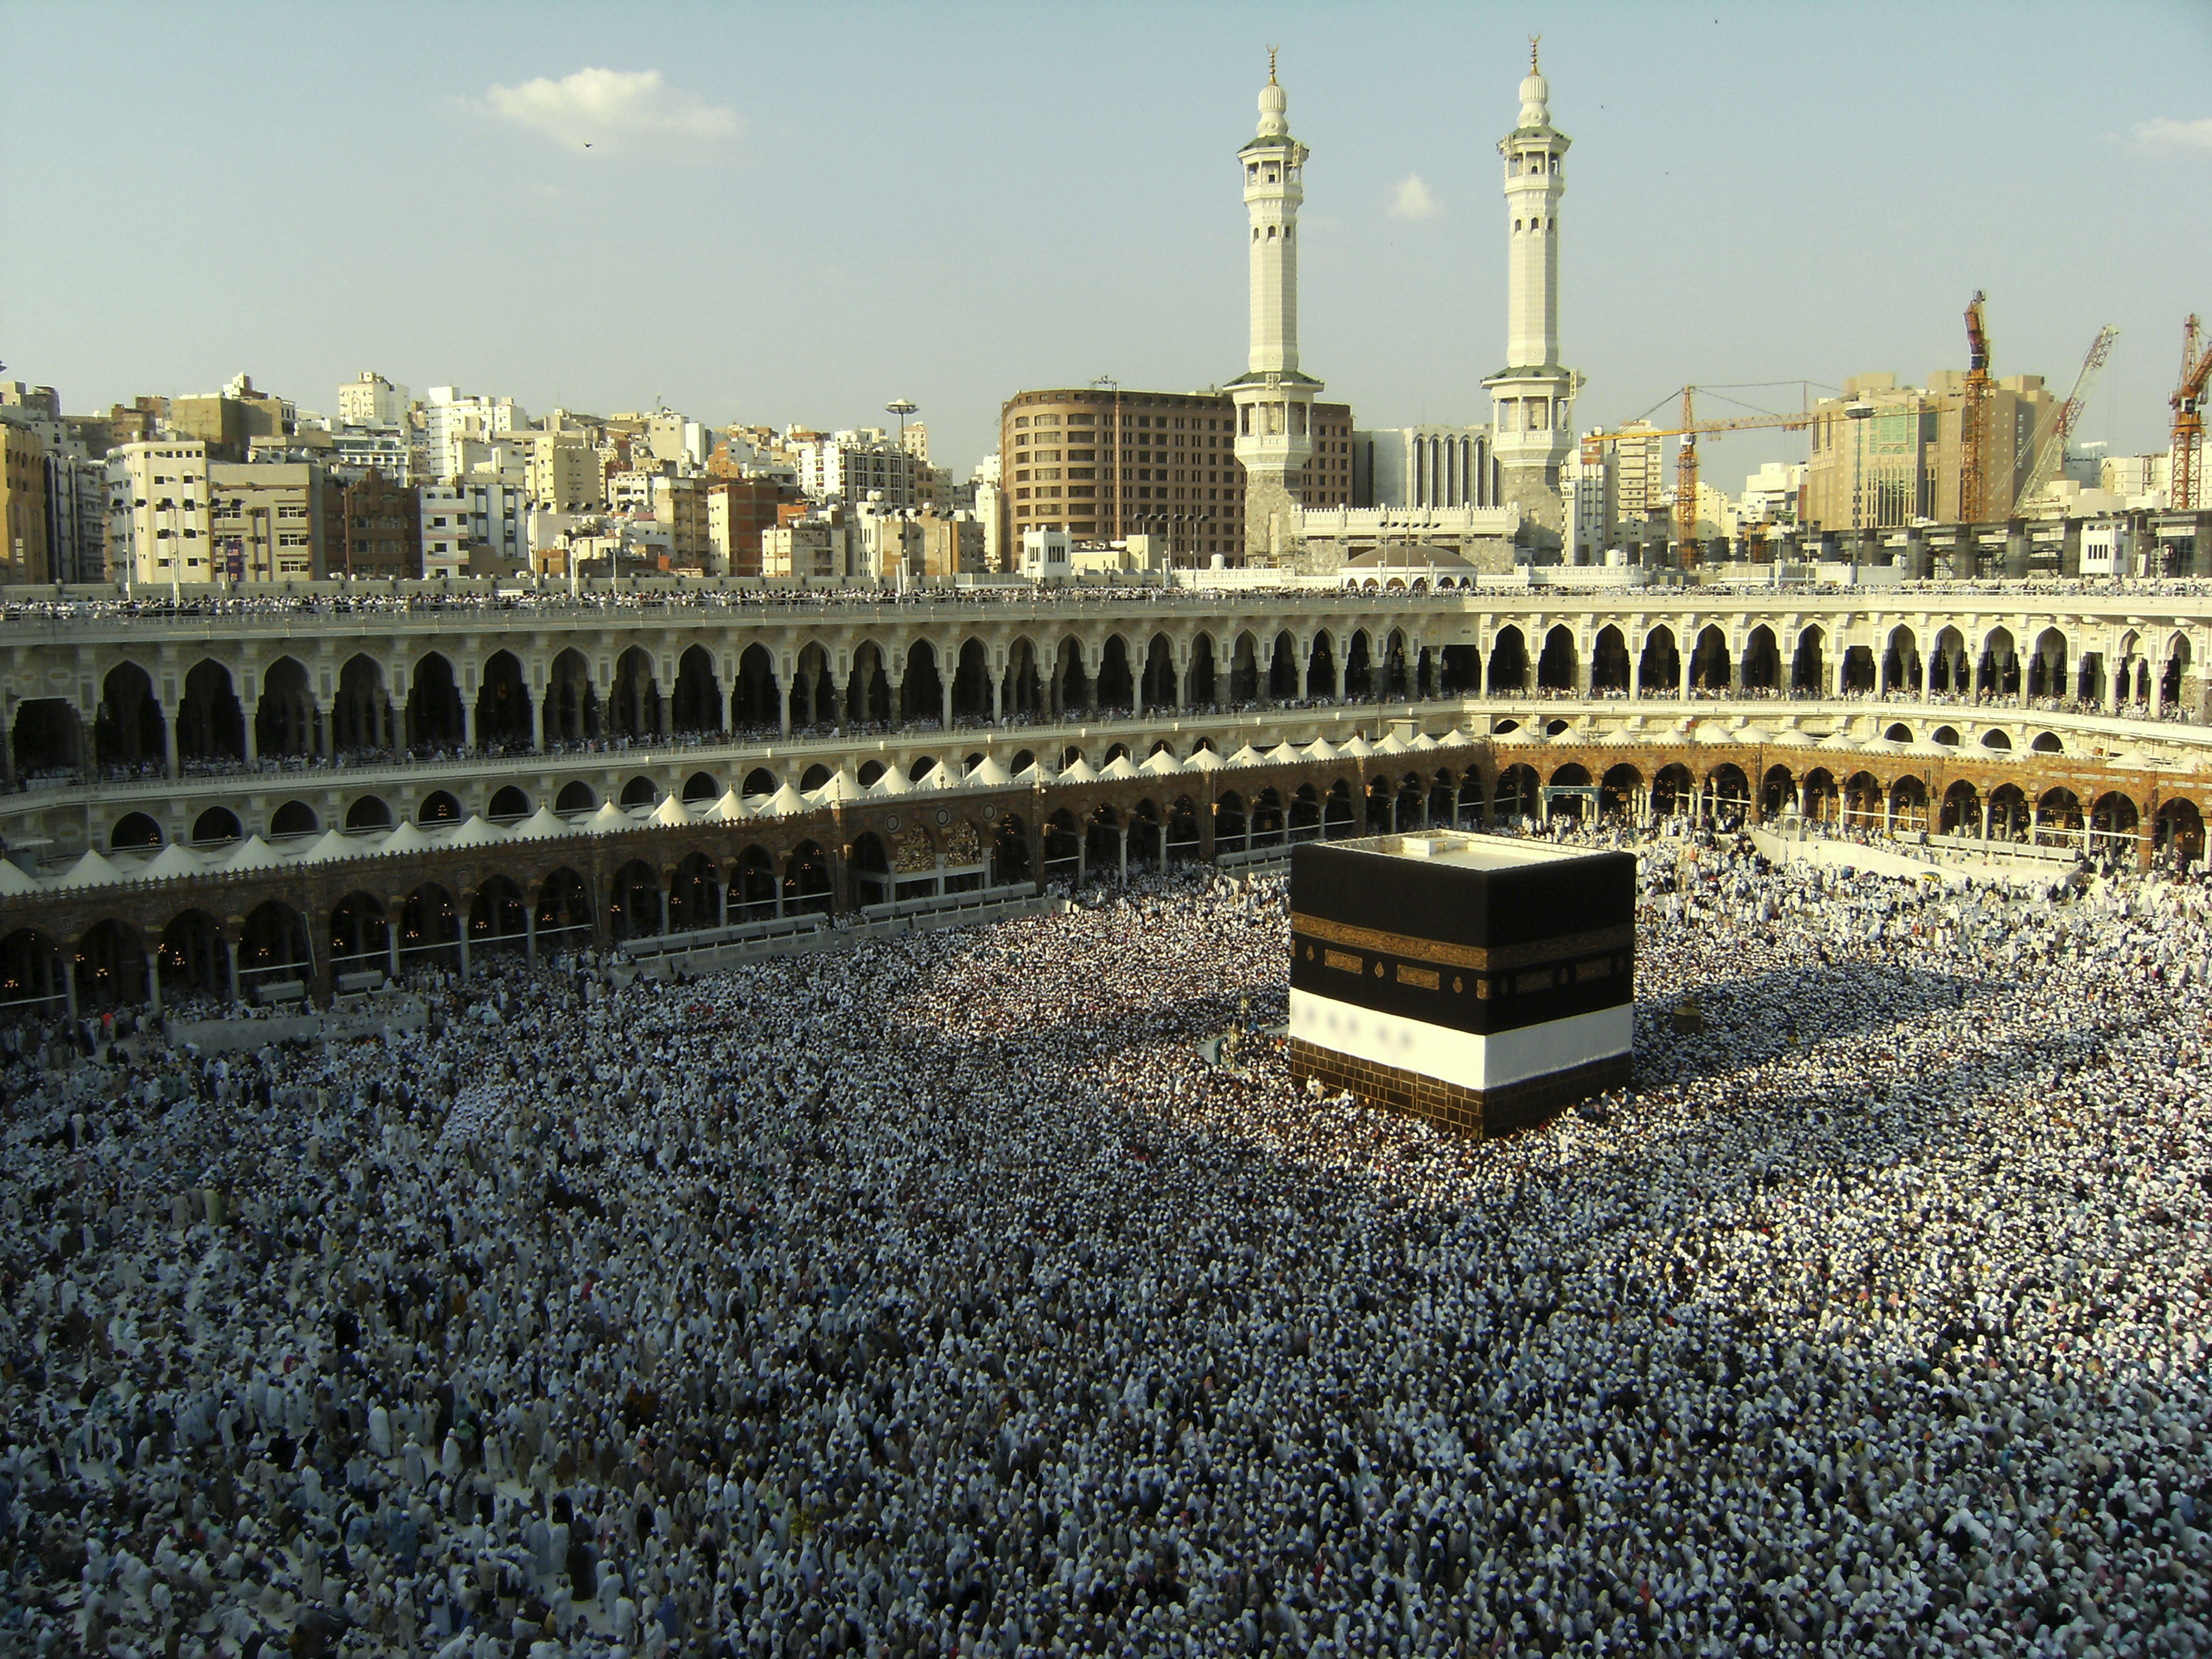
[3,823,2211,1658]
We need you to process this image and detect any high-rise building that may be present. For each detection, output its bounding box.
[706,475,797,577]
[1482,44,1579,544]
[172,374,288,463]
[105,440,212,585]
[1228,56,1321,564]
[794,430,930,510]
[45,453,109,584]
[529,431,605,511]
[1611,421,1666,528]
[336,372,408,427]
[2,422,51,582]
[423,388,524,482]
[1803,371,2055,528]
[338,469,423,580]
[206,461,336,581]
[999,388,1351,565]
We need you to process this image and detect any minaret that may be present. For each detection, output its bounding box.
[1229,51,1321,565]
[1482,40,1579,546]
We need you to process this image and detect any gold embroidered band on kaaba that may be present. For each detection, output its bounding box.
[1290,914,1634,973]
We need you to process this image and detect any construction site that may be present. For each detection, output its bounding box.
[1577,295,2210,581]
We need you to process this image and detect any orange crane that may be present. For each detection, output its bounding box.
[1579,388,1815,568]
[1959,291,1992,526]
[2174,315,2209,513]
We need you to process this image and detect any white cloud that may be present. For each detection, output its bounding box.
[1388,173,1438,219]
[2132,117,2212,156]
[484,68,742,152]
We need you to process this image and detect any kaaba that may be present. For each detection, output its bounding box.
[1287,832,1635,1136]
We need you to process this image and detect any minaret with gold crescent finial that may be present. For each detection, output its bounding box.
[1229,49,1320,565]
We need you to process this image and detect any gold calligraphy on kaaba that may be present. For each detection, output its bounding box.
[1291,914,1632,973]
[1395,964,1442,991]
[1322,949,1364,974]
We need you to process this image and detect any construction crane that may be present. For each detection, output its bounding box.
[2006,325,2120,518]
[1960,291,1992,526]
[2174,316,2209,513]
[1579,387,1816,568]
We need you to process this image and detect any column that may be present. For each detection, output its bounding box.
[225,938,239,1007]
[1678,647,1692,702]
[524,904,538,968]
[991,675,1003,726]
[1981,798,1992,841]
[243,704,258,765]
[1332,653,1345,704]
[1117,825,1129,883]
[163,707,179,779]
[1175,655,1190,711]
[145,953,162,1016]
[63,958,77,1025]
[386,927,399,982]
[457,929,470,983]
[939,674,952,734]
[2152,658,2167,718]
[717,877,729,930]
[462,701,477,752]
[1076,833,1087,887]
[658,886,670,935]
[1157,824,1167,874]
[780,679,793,738]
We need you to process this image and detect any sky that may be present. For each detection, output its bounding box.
[3,1,2210,485]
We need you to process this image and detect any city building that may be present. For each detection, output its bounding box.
[419,480,527,576]
[2103,453,2171,509]
[1481,46,1580,546]
[0,383,60,418]
[1228,59,1321,563]
[44,453,109,584]
[1609,421,1666,533]
[969,454,1006,571]
[423,388,524,483]
[327,424,414,485]
[794,430,930,511]
[705,475,797,577]
[2,422,50,582]
[1562,441,1613,566]
[647,410,706,470]
[172,374,288,462]
[529,431,605,511]
[338,469,423,581]
[104,439,211,585]
[206,461,336,581]
[998,388,1353,566]
[1740,461,1806,527]
[336,372,409,427]
[658,475,713,572]
[761,515,850,581]
[1804,370,2057,529]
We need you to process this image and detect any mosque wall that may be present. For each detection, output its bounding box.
[2,589,2209,1019]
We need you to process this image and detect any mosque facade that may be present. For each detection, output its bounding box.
[0,586,2209,1016]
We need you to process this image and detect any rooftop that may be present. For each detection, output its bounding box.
[1331,831,1595,871]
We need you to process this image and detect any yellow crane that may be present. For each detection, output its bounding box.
[1578,388,1816,568]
